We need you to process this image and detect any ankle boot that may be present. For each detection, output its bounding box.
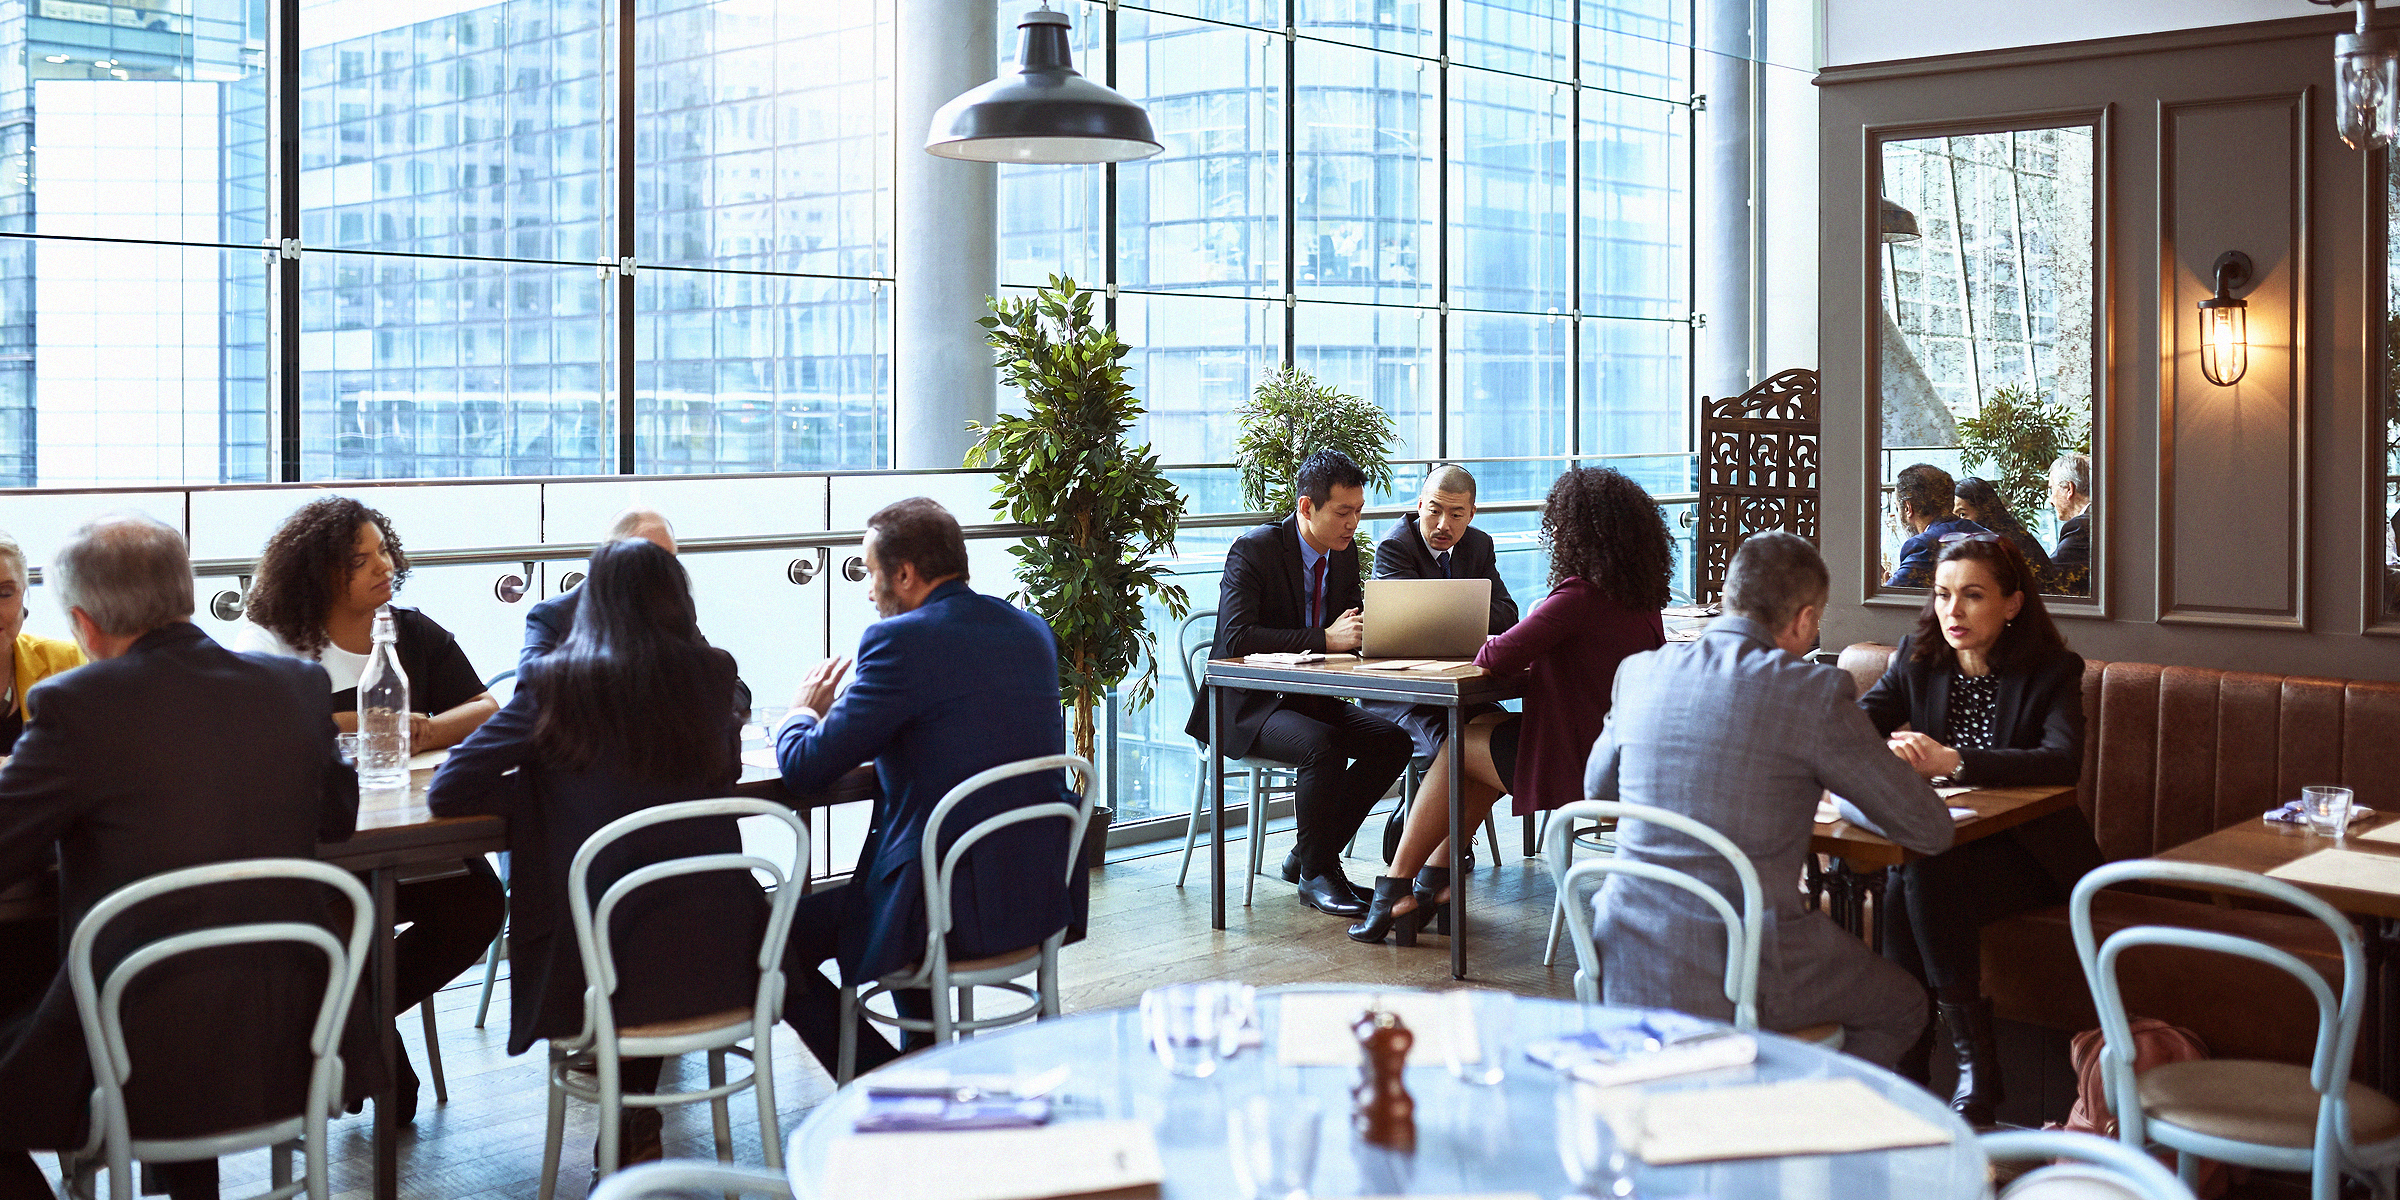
[1937,997,2003,1126]
[1412,866,1452,937]
[1347,877,1435,946]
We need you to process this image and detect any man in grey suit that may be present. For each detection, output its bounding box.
[1584,531,1953,1066]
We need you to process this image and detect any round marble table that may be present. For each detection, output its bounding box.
[784,989,1989,1199]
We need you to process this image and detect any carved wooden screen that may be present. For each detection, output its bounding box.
[1697,367,1821,604]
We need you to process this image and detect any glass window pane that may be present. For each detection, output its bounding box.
[1117,292,1283,466]
[1124,0,1281,30]
[6,241,270,486]
[996,0,1107,288]
[1448,66,1569,313]
[1581,92,1684,319]
[1293,301,1434,459]
[1117,9,1283,297]
[1579,0,1686,101]
[636,0,892,276]
[1448,309,1566,496]
[1450,0,1572,81]
[634,269,888,471]
[1579,314,1685,458]
[1296,0,1437,58]
[301,0,606,260]
[1295,40,1436,304]
[301,253,613,478]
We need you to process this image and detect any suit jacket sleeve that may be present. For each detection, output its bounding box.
[427,684,538,818]
[778,622,915,793]
[1372,526,1411,579]
[1958,654,2085,787]
[1812,675,1954,856]
[519,603,565,671]
[1217,536,1324,656]
[1856,637,1916,737]
[0,680,87,891]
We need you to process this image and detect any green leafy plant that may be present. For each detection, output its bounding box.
[1234,366,1398,573]
[966,275,1189,763]
[1956,383,2091,518]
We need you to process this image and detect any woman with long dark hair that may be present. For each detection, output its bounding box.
[235,495,505,1123]
[1348,467,1671,944]
[1858,534,2101,1125]
[427,537,767,1168]
[1951,476,2053,580]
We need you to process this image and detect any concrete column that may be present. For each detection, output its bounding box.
[894,0,999,469]
[1693,0,1757,403]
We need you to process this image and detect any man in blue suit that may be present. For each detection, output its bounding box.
[775,497,1083,1074]
[1884,463,1990,589]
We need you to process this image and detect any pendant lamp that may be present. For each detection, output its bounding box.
[926,7,1163,164]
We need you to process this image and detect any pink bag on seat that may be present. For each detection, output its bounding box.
[2050,1018,2240,1199]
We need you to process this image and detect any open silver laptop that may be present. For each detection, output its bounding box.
[1360,578,1491,659]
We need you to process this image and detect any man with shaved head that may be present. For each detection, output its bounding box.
[1362,464,1521,761]
[520,506,678,668]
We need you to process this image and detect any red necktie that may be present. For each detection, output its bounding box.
[1309,556,1327,627]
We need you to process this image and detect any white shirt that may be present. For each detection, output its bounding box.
[233,621,367,693]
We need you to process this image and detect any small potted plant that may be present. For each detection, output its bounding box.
[1234,366,1398,571]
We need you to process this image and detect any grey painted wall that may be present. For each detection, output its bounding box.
[1817,12,2400,680]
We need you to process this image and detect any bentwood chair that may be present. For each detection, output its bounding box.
[837,755,1095,1083]
[59,859,373,1200]
[538,799,807,1200]
[588,1161,792,1200]
[1548,799,1842,1049]
[2071,861,2400,1200]
[1171,612,1299,904]
[1980,1129,2198,1200]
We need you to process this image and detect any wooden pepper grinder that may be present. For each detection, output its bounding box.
[1350,1008,1416,1152]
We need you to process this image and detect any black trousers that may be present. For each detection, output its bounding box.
[780,886,929,1077]
[391,857,507,1019]
[1883,826,2066,992]
[1248,700,1413,876]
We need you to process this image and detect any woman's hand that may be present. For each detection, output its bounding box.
[1887,731,1963,780]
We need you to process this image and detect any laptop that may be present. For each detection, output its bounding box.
[1360,578,1491,659]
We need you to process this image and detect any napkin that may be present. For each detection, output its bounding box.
[852,1094,1050,1133]
[820,1120,1162,1200]
[2263,798,2374,830]
[1275,991,1471,1067]
[1523,1016,1758,1087]
[1594,1077,1952,1165]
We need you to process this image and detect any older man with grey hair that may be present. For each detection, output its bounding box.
[0,513,360,1200]
[2046,454,2092,596]
[1584,531,1953,1067]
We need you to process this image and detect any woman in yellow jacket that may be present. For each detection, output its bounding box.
[0,531,82,752]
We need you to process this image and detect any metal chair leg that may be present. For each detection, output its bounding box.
[1243,774,1264,907]
[419,999,447,1104]
[1174,762,1208,888]
[537,1049,569,1200]
[1544,895,1567,967]
[707,1050,733,1164]
[472,929,503,1028]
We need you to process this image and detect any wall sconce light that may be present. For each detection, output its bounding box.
[2197,251,2253,388]
[2337,0,2400,151]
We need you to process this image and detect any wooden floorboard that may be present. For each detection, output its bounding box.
[36,821,1578,1199]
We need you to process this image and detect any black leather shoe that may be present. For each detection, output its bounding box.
[1939,997,2003,1126]
[390,1044,420,1126]
[1347,877,1437,945]
[1279,850,1304,884]
[1297,871,1369,919]
[1412,866,1452,937]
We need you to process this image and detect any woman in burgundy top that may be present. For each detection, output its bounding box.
[1349,467,1672,944]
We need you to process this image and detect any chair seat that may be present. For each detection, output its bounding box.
[2138,1059,2400,1148]
[1779,1022,1844,1047]
[894,946,1043,979]
[617,1007,753,1040]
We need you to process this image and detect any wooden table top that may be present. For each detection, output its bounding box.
[1203,655,1527,705]
[1812,783,2079,871]
[2153,810,2400,919]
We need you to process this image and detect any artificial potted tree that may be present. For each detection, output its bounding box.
[967,275,1190,861]
[1234,366,1399,571]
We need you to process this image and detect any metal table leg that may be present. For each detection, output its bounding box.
[371,865,399,1200]
[1447,701,1466,980]
[1209,684,1226,931]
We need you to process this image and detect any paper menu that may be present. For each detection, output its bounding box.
[1274,991,1476,1067]
[820,1120,1163,1200]
[2354,821,2400,846]
[2267,847,2400,895]
[1587,1077,1952,1165]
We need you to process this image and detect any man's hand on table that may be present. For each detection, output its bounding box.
[790,656,852,721]
[1324,608,1363,654]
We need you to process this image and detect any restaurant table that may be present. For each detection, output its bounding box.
[2152,810,2400,1091]
[781,987,1989,1200]
[326,752,878,1200]
[1810,784,2079,949]
[1200,657,1527,980]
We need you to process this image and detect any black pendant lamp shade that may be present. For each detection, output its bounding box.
[925,8,1163,163]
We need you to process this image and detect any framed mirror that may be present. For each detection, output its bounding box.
[1868,115,2103,603]
[2382,148,2399,621]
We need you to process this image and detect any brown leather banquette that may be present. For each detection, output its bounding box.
[1838,642,2400,1072]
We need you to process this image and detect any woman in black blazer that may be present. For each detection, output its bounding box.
[427,538,768,1166]
[1858,533,2102,1126]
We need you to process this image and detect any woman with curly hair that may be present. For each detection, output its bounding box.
[234,495,505,1123]
[1349,467,1672,944]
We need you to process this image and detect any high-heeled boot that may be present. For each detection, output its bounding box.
[1347,877,1435,945]
[1938,997,2003,1126]
[1412,866,1451,937]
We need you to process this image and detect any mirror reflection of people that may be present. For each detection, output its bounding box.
[1951,477,2052,582]
[1884,464,1989,589]
[1857,534,2100,1125]
[2046,453,2092,596]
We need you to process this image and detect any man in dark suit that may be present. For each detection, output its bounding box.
[0,514,358,1200]
[1183,451,1414,920]
[1363,463,1520,758]
[522,506,677,666]
[1884,463,1990,589]
[2046,453,2092,596]
[776,498,1084,1074]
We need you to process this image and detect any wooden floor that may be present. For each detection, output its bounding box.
[39,812,1579,1200]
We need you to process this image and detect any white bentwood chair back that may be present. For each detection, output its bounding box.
[63,858,373,1200]
[1546,798,1763,1028]
[1980,1129,2198,1200]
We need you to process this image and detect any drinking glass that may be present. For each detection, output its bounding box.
[1142,983,1228,1078]
[1225,1094,1320,1200]
[2305,786,2356,836]
[1445,989,1516,1086]
[1555,1077,1637,1199]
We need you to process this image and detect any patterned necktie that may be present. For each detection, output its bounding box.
[1309,555,1327,627]
[1436,550,1452,578]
